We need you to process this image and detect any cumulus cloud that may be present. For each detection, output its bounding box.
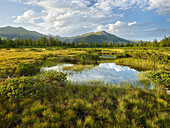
[14,10,45,23]
[104,21,139,34]
[12,0,170,39]
[13,0,148,35]
[95,20,170,41]
[12,0,124,35]
[97,25,104,31]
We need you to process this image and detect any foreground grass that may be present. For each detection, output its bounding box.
[0,71,169,128]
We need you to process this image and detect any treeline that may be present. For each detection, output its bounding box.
[0,36,169,48]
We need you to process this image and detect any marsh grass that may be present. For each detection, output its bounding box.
[114,58,170,71]
[28,48,44,52]
[0,47,169,79]
[0,71,169,127]
[0,47,169,127]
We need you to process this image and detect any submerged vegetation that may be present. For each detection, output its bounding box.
[0,36,169,127]
[62,64,94,72]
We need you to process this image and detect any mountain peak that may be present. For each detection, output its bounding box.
[4,26,20,28]
[95,31,112,36]
[100,31,109,35]
[64,30,132,44]
[0,26,44,40]
[0,26,133,44]
[99,30,107,33]
[2,26,26,30]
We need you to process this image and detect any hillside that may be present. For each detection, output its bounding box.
[60,31,133,44]
[0,26,45,40]
[0,26,133,44]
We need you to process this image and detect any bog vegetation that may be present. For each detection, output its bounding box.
[0,36,169,127]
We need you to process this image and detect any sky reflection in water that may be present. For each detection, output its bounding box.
[41,63,154,88]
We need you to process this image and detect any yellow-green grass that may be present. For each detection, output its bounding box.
[114,58,170,71]
[0,47,170,127]
[0,72,169,128]
[0,47,169,79]
[0,48,86,78]
[0,48,86,70]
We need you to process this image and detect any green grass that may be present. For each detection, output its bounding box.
[114,58,170,71]
[0,47,170,127]
[0,71,169,127]
[147,70,170,89]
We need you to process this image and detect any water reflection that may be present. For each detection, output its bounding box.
[41,63,154,88]
[101,55,116,58]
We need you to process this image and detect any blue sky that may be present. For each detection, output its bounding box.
[0,0,170,41]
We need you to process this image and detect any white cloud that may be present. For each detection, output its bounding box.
[14,10,46,23]
[97,25,104,31]
[12,16,16,18]
[147,0,170,15]
[128,21,137,26]
[106,21,132,34]
[14,10,36,23]
[8,0,21,2]
[56,12,74,20]
[13,0,147,36]
[96,20,170,41]
[0,0,21,2]
[11,1,98,35]
[12,0,170,38]
[167,18,170,22]
[25,0,37,5]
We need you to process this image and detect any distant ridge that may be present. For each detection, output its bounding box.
[0,26,133,44]
[59,31,133,44]
[0,26,45,40]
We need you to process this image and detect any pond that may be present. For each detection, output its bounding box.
[41,63,154,89]
[101,55,116,58]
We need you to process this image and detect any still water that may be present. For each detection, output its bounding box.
[41,63,154,88]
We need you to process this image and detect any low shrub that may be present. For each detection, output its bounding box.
[116,52,131,58]
[28,48,43,52]
[43,70,67,83]
[147,70,170,88]
[16,63,39,76]
[0,76,49,102]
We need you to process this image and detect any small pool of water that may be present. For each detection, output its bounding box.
[101,55,116,58]
[41,63,154,88]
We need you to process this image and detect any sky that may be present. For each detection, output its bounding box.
[0,0,170,41]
